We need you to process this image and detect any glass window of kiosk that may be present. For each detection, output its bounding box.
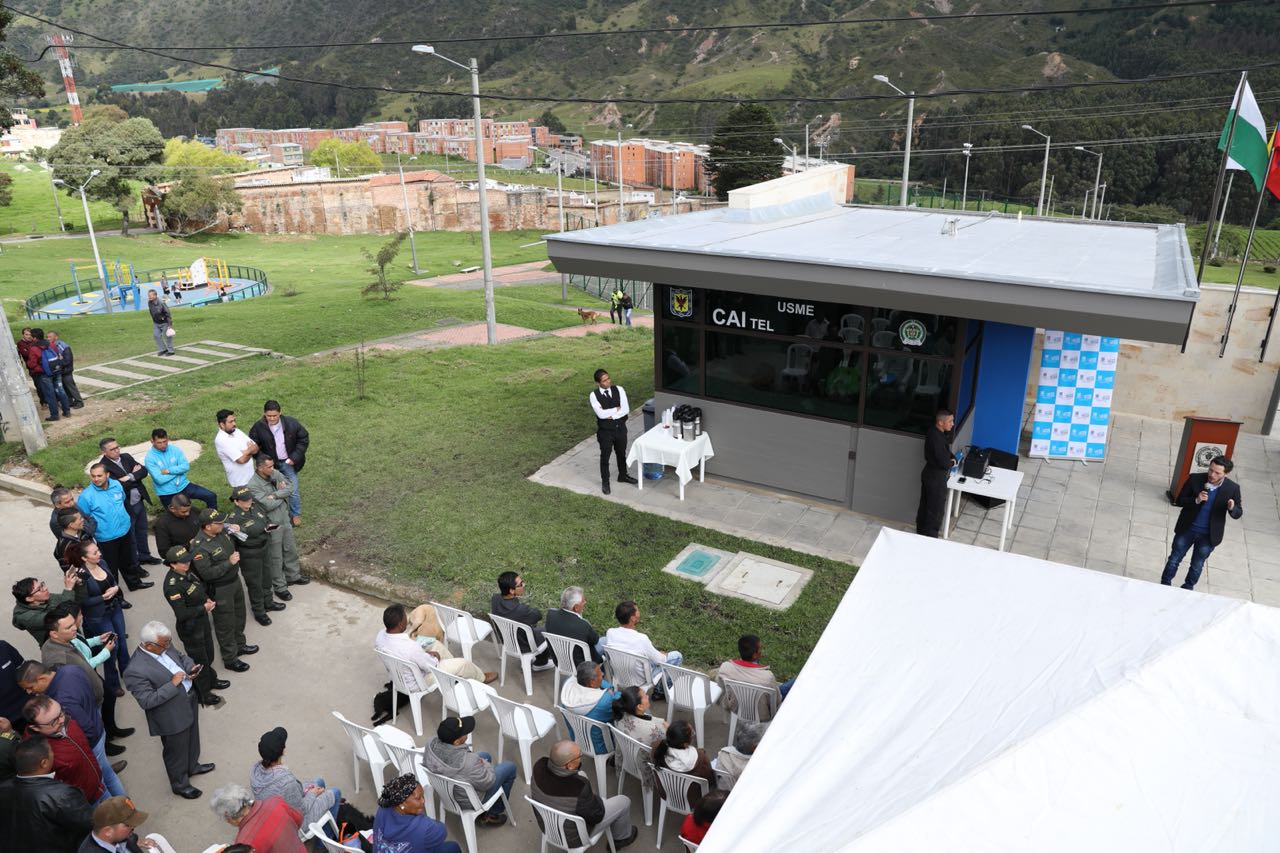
[704,332,861,422]
[868,308,959,357]
[862,354,953,434]
[661,323,701,395]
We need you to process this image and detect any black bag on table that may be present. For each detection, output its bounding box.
[962,446,990,479]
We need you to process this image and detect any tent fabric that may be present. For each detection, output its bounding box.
[702,529,1280,852]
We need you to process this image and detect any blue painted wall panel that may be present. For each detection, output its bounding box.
[972,322,1035,455]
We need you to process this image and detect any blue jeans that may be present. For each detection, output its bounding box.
[87,609,131,693]
[476,753,517,816]
[778,677,796,699]
[1161,529,1215,590]
[279,461,301,518]
[160,482,218,510]
[93,733,127,797]
[37,374,71,417]
[127,499,156,560]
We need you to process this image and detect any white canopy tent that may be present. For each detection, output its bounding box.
[703,529,1280,852]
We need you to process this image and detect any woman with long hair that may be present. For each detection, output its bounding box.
[651,719,717,810]
[63,540,130,697]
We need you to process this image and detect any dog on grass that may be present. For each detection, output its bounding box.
[577,308,601,325]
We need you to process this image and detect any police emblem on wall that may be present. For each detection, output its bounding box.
[669,288,693,318]
[898,319,927,347]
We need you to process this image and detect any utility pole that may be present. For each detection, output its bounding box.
[1046,174,1054,218]
[395,151,421,273]
[616,132,625,224]
[0,307,47,454]
[961,143,972,211]
[45,164,65,231]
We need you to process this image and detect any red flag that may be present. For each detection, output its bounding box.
[1268,123,1280,201]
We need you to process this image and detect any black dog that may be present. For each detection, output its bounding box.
[371,681,409,726]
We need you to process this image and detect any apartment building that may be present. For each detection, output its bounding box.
[268,142,304,166]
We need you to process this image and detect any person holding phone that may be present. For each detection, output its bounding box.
[63,540,131,699]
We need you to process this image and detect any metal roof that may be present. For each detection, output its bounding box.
[546,199,1199,344]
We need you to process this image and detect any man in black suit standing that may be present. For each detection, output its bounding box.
[590,368,637,495]
[1161,455,1244,591]
[122,620,214,799]
[98,437,162,566]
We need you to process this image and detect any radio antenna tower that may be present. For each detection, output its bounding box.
[46,33,83,126]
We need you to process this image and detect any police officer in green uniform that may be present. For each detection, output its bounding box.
[226,485,283,627]
[161,545,231,706]
[189,508,258,672]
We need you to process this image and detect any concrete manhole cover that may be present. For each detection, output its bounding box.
[663,544,733,584]
[705,554,812,610]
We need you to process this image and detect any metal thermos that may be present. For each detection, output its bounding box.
[692,410,702,438]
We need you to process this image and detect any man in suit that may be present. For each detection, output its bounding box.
[589,369,637,495]
[1161,455,1244,591]
[97,438,161,567]
[122,620,213,799]
[545,586,604,665]
[0,735,95,852]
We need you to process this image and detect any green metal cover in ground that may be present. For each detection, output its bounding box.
[673,548,723,579]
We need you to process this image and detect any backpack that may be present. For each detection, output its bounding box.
[40,345,63,377]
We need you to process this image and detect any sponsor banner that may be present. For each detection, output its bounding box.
[1030,332,1119,461]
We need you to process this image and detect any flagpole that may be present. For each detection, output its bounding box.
[1211,173,1234,259]
[1257,140,1280,362]
[1219,184,1265,357]
[1187,70,1247,354]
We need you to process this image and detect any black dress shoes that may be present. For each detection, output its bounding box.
[140,557,164,566]
[106,741,126,756]
[286,575,310,586]
[173,785,202,799]
[111,760,127,773]
[136,568,150,578]
[254,613,272,626]
[265,601,286,612]
[212,679,231,690]
[275,589,292,601]
[127,580,155,591]
[618,474,638,484]
[108,727,135,739]
[199,694,224,708]
[237,644,259,656]
[224,659,250,672]
[119,599,133,610]
[602,482,611,494]
[191,763,215,776]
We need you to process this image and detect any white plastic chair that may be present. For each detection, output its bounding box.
[420,764,517,853]
[373,727,438,820]
[332,710,393,794]
[839,327,863,345]
[300,811,337,844]
[872,330,896,349]
[489,612,548,696]
[656,662,723,749]
[144,835,178,853]
[426,661,497,723]
[432,600,494,663]
[780,344,814,384]
[839,313,863,336]
[871,316,891,333]
[374,647,438,737]
[719,677,780,746]
[609,725,655,826]
[488,692,558,784]
[557,704,615,797]
[913,359,945,398]
[543,631,593,703]
[714,767,736,792]
[602,646,654,692]
[654,765,709,851]
[680,839,701,853]
[313,821,365,853]
[525,794,619,853]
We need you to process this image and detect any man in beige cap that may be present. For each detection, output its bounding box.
[78,795,153,852]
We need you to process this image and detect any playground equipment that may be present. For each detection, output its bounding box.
[68,259,143,311]
[174,257,232,297]
[27,259,268,320]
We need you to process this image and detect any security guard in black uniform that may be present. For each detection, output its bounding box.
[162,546,231,706]
[226,485,281,626]
[916,408,957,538]
[190,508,258,672]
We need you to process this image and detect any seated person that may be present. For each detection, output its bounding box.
[714,634,794,721]
[611,685,668,750]
[373,774,461,853]
[560,661,618,754]
[375,604,496,685]
[249,726,341,836]
[489,572,553,669]
[604,601,682,698]
[544,586,604,664]
[652,720,716,810]
[531,740,637,850]
[210,784,304,853]
[11,574,83,646]
[680,789,728,846]
[713,721,762,790]
[420,715,516,828]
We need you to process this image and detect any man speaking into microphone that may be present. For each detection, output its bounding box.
[591,368,638,495]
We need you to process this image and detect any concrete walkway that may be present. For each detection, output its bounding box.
[532,411,1280,606]
[72,340,275,397]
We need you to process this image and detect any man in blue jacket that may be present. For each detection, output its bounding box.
[77,464,150,592]
[144,429,217,510]
[33,329,72,422]
[45,331,84,409]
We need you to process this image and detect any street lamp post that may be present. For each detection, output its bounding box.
[43,162,65,232]
[1022,124,1051,217]
[529,145,565,232]
[1097,183,1108,219]
[1074,145,1103,221]
[395,151,422,273]
[961,143,973,211]
[54,170,106,311]
[414,44,496,345]
[804,115,822,168]
[773,137,797,173]
[874,74,914,207]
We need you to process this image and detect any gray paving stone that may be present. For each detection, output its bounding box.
[817,530,862,553]
[722,508,765,529]
[753,515,797,538]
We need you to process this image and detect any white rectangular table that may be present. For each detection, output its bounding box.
[625,424,715,500]
[941,466,1025,551]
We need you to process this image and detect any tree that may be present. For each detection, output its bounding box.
[362,232,409,300]
[707,104,784,200]
[537,109,568,135]
[163,139,249,179]
[159,176,243,236]
[309,139,382,177]
[47,117,166,235]
[0,8,44,138]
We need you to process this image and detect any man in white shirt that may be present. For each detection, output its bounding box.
[213,410,258,488]
[603,601,682,697]
[374,604,497,689]
[590,368,637,495]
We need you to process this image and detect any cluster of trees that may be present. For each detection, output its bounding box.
[308,139,382,177]
[46,110,166,235]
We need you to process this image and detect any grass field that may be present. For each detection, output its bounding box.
[0,161,145,236]
[3,230,560,364]
[31,330,851,676]
[1186,223,1280,290]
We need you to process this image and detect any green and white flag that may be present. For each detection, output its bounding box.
[1218,78,1270,191]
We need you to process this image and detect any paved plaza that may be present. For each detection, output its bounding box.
[533,411,1280,606]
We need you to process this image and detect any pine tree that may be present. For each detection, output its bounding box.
[707,104,784,200]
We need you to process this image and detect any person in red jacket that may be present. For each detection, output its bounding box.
[680,790,727,846]
[23,695,104,804]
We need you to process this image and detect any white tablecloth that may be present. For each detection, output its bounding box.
[626,424,715,487]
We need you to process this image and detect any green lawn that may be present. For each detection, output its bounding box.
[32,330,852,676]
[0,161,145,236]
[5,230,560,364]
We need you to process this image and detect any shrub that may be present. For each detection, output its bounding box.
[1208,258,1224,267]
[1265,265,1277,274]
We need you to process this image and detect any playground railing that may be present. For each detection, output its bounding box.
[25,265,271,319]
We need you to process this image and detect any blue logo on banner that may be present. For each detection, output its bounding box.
[1033,422,1052,440]
[1050,441,1069,457]
[1086,443,1107,459]
[1079,352,1098,370]
[1091,408,1110,425]
[1054,405,1074,422]
[1041,350,1061,368]
[1074,388,1094,406]
[1058,369,1078,387]
[1037,386,1056,404]
[1069,424,1089,442]
[1100,337,1120,352]
[1095,371,1115,389]
[1062,333,1083,351]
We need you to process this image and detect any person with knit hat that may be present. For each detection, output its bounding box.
[78,795,150,853]
[419,715,517,827]
[249,726,341,838]
[372,773,461,853]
